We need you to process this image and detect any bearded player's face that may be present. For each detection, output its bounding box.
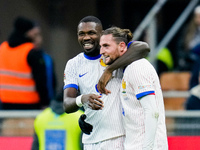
[100,34,121,65]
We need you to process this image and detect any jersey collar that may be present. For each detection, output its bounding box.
[84,53,102,60]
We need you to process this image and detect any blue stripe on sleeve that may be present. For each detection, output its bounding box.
[63,84,78,90]
[136,91,155,100]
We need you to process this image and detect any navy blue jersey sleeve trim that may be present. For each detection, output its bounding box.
[136,91,155,100]
[84,53,102,60]
[63,84,78,90]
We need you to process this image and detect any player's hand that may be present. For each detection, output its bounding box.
[82,94,104,110]
[97,70,111,95]
[79,114,93,135]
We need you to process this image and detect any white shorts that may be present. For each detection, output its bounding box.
[84,136,125,150]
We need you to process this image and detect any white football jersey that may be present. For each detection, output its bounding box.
[120,58,168,150]
[64,53,125,144]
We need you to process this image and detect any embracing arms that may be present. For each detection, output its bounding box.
[97,41,150,94]
[106,41,150,72]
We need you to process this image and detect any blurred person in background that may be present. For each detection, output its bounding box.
[156,47,174,77]
[176,5,200,109]
[177,5,200,71]
[32,90,83,150]
[185,56,200,110]
[0,16,51,109]
[33,22,57,102]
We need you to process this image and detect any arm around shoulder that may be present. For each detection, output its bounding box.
[97,41,150,94]
[127,41,150,61]
[106,41,150,73]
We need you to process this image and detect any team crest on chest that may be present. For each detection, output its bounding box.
[122,79,126,93]
[122,79,128,100]
[99,56,107,67]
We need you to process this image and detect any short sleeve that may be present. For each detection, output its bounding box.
[126,62,155,99]
[63,59,78,90]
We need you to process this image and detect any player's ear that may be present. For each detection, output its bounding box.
[119,42,126,53]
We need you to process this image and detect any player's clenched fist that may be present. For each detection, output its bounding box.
[82,94,104,110]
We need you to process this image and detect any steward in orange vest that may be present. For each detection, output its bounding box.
[0,16,50,109]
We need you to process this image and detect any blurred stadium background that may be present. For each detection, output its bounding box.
[1,0,200,149]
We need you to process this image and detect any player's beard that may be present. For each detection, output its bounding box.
[103,55,117,65]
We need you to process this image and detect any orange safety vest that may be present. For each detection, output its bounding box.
[0,41,40,104]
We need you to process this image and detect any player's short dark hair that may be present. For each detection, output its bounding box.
[79,16,102,26]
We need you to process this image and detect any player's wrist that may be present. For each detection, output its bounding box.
[76,95,83,107]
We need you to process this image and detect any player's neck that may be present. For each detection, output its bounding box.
[84,52,101,60]
[84,48,100,57]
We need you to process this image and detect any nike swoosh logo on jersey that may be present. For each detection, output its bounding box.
[79,72,88,77]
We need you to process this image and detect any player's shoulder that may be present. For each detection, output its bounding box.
[66,52,84,65]
[127,58,149,69]
[69,52,84,61]
[124,59,151,77]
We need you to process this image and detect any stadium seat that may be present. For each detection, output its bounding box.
[160,71,191,110]
[1,118,34,136]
